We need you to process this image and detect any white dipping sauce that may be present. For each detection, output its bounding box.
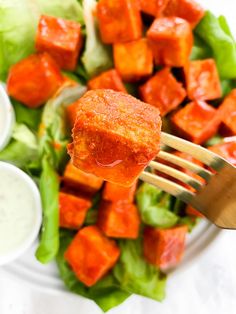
[0,166,40,256]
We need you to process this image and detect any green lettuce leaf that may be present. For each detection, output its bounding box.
[0,141,35,169]
[36,84,87,263]
[113,239,166,302]
[39,84,87,170]
[179,216,199,233]
[190,35,212,60]
[35,156,60,263]
[0,0,84,81]
[0,123,39,169]
[12,124,38,149]
[81,0,113,78]
[84,193,101,225]
[218,15,234,39]
[62,71,83,84]
[195,11,236,79]
[88,274,130,312]
[172,198,186,216]
[220,79,236,97]
[0,0,38,81]
[37,0,84,24]
[75,61,90,84]
[124,83,139,97]
[136,183,179,228]
[204,134,223,147]
[56,230,130,312]
[136,183,169,209]
[13,100,43,131]
[140,205,179,228]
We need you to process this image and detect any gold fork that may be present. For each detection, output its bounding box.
[140,132,236,230]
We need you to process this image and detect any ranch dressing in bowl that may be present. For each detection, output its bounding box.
[0,162,42,265]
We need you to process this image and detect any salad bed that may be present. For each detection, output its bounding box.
[0,0,236,312]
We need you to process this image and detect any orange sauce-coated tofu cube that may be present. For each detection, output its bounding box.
[7,53,63,108]
[68,90,162,187]
[147,17,193,67]
[113,38,153,82]
[219,89,236,136]
[63,162,104,194]
[97,0,142,44]
[140,0,169,16]
[185,59,222,101]
[97,201,140,238]
[65,226,120,286]
[186,205,204,218]
[66,102,79,128]
[59,192,92,229]
[102,181,137,203]
[143,225,188,269]
[139,67,186,116]
[87,69,126,92]
[163,0,205,28]
[208,140,236,167]
[171,101,221,144]
[36,15,83,71]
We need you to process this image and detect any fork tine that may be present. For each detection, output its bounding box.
[161,132,226,171]
[139,171,194,203]
[149,160,203,190]
[157,151,212,181]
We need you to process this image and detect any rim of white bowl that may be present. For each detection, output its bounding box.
[0,161,42,266]
[0,83,15,150]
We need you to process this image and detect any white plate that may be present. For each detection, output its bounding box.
[2,220,221,295]
[1,0,234,310]
[0,83,15,150]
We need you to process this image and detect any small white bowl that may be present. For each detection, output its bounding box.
[0,83,15,150]
[0,161,42,266]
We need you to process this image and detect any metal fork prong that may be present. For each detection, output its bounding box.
[161,132,226,171]
[157,151,212,181]
[149,161,203,190]
[139,171,194,203]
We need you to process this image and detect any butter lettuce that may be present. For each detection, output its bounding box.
[36,84,87,263]
[37,0,83,24]
[36,156,60,263]
[0,0,38,81]
[218,15,234,39]
[13,100,42,131]
[190,35,212,61]
[136,183,179,228]
[113,239,166,302]
[0,123,39,169]
[0,0,84,81]
[81,0,113,78]
[220,79,236,97]
[195,11,236,79]
[84,193,101,225]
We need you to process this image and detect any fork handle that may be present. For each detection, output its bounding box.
[191,163,236,229]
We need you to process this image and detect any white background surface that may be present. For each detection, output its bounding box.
[1,1,236,313]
